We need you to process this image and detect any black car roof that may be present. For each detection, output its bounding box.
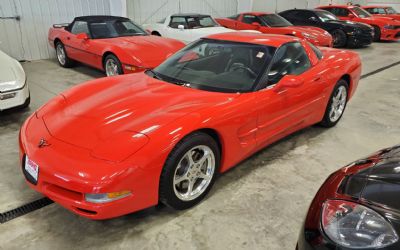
[73,15,129,23]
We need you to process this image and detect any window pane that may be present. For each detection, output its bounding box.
[71,21,89,35]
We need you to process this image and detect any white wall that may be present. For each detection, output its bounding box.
[0,0,111,61]
[366,0,400,12]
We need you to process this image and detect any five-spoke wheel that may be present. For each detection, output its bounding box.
[320,79,349,127]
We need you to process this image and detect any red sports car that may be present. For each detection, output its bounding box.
[216,12,333,47]
[363,5,400,21]
[20,33,361,219]
[48,16,185,76]
[318,5,400,41]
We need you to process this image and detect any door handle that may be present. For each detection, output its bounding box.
[312,77,321,82]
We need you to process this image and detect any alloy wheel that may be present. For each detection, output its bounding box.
[329,85,347,122]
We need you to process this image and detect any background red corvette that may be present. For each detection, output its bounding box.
[48,16,185,76]
[20,33,361,219]
[362,5,400,21]
[216,12,333,47]
[318,5,400,41]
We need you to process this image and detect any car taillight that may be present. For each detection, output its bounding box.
[321,199,398,248]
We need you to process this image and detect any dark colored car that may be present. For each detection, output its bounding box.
[279,9,374,48]
[297,145,400,249]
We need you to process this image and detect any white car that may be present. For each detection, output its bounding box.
[0,50,29,111]
[143,13,257,44]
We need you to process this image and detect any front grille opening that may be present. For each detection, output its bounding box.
[75,207,97,215]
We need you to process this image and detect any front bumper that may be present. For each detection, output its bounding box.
[0,81,29,111]
[381,28,400,41]
[347,32,373,46]
[19,115,159,219]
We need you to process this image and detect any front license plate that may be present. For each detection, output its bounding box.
[25,156,39,182]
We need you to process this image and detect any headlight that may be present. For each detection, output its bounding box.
[384,25,395,30]
[85,191,131,203]
[302,32,317,40]
[322,199,398,248]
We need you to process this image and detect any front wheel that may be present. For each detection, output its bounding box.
[319,79,349,127]
[332,29,347,48]
[104,54,123,76]
[373,26,381,42]
[159,132,220,210]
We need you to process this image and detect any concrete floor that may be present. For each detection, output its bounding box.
[0,41,399,250]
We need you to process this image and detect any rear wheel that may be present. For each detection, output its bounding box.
[159,132,220,210]
[373,26,381,42]
[319,79,349,127]
[332,29,347,48]
[55,42,74,67]
[104,54,123,76]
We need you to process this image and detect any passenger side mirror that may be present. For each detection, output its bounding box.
[76,33,89,40]
[274,75,304,92]
[348,13,355,18]
[308,16,318,23]
[178,24,185,30]
[251,22,261,29]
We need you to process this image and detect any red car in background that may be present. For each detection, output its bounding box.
[216,12,333,47]
[363,5,400,21]
[318,5,400,41]
[48,16,185,76]
[21,32,361,219]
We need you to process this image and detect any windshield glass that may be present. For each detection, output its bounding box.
[151,39,276,93]
[387,7,398,14]
[89,20,147,39]
[259,14,293,27]
[351,7,372,18]
[315,11,339,22]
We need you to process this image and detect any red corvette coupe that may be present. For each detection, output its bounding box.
[48,16,185,76]
[216,12,333,47]
[318,5,400,41]
[20,32,361,219]
[363,5,400,21]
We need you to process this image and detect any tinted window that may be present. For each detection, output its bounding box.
[315,10,339,22]
[280,10,301,20]
[169,17,187,28]
[325,7,350,17]
[170,16,219,29]
[308,42,323,60]
[71,21,89,35]
[89,20,146,39]
[259,14,292,27]
[152,39,276,93]
[242,15,260,24]
[351,7,372,18]
[268,42,311,85]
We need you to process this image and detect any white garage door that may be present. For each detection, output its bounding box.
[0,0,111,61]
[127,0,238,25]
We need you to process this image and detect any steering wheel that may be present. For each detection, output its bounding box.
[229,63,257,78]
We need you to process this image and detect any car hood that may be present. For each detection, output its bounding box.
[291,26,326,35]
[0,50,25,91]
[42,73,236,150]
[102,35,184,68]
[360,16,400,25]
[326,19,372,29]
[342,145,400,211]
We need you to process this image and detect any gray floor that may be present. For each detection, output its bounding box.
[0,41,399,250]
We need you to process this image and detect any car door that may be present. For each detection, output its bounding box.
[255,41,326,147]
[166,16,192,43]
[64,21,94,65]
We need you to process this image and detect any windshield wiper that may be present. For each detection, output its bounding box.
[146,69,164,80]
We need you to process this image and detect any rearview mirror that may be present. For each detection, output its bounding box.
[274,75,304,92]
[76,33,89,40]
[178,24,185,30]
[251,22,261,29]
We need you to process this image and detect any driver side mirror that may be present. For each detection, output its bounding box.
[308,16,318,22]
[76,33,89,40]
[251,22,261,29]
[348,13,355,18]
[274,75,304,92]
[178,24,185,30]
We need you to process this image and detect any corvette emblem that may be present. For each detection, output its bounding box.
[38,138,50,148]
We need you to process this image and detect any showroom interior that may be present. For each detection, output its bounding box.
[1,0,400,249]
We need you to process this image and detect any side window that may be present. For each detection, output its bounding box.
[282,10,300,20]
[335,8,350,17]
[242,15,259,24]
[169,17,187,29]
[307,42,323,60]
[268,42,311,85]
[71,21,89,35]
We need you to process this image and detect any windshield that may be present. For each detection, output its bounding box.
[89,20,147,39]
[315,11,339,22]
[259,14,293,27]
[150,39,276,93]
[351,7,372,18]
[387,7,398,14]
[170,16,220,29]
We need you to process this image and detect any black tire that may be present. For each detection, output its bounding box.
[319,79,349,128]
[159,132,220,210]
[55,42,74,67]
[103,54,123,76]
[331,29,347,48]
[152,31,161,36]
[372,26,381,42]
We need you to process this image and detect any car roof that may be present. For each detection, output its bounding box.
[73,15,129,23]
[243,12,274,16]
[363,5,389,9]
[171,13,210,18]
[204,32,299,47]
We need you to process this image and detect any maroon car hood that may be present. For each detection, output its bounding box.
[42,73,235,150]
